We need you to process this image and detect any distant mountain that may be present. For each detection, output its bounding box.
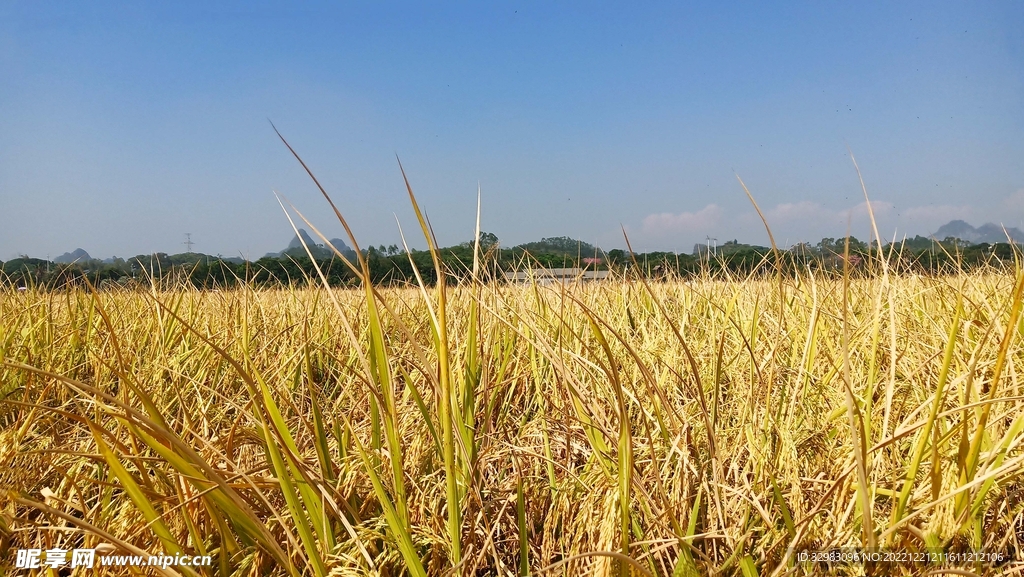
[287,229,320,250]
[932,220,1024,244]
[54,248,92,263]
[264,229,356,259]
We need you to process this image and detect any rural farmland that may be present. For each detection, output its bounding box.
[3,245,1024,574]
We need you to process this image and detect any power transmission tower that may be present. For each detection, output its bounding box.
[184,233,194,253]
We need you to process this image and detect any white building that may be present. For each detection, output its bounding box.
[503,267,611,285]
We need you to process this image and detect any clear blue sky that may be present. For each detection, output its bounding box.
[2,1,1022,259]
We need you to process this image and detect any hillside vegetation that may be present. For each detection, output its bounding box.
[3,232,1020,291]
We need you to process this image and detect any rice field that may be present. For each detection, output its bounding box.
[3,260,1024,575]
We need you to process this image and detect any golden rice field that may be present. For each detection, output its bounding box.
[2,265,1024,577]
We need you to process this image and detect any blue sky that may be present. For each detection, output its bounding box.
[2,1,1022,259]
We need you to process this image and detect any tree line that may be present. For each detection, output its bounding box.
[2,234,1019,290]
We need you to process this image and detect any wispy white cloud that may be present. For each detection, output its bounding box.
[761,200,895,226]
[762,201,825,222]
[1002,189,1024,214]
[640,204,722,237]
[843,200,895,221]
[757,199,979,242]
[898,204,973,225]
[631,198,978,251]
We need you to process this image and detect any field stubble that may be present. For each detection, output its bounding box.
[3,267,1024,576]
